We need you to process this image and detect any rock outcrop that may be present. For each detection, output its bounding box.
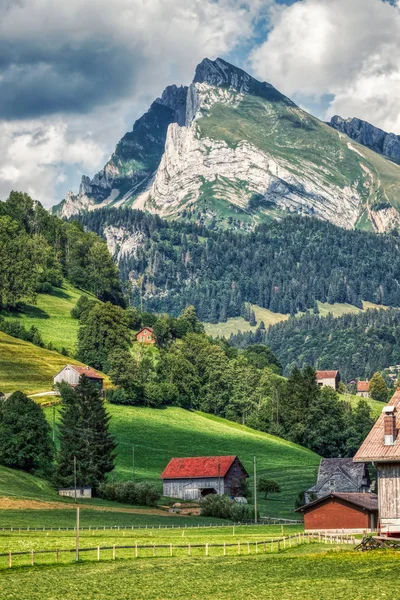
[330,115,400,165]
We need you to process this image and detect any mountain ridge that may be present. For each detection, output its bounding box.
[55,57,400,233]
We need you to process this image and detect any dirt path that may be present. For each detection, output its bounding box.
[0,497,178,516]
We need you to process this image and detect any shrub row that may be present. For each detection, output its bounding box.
[97,480,161,506]
[200,494,253,521]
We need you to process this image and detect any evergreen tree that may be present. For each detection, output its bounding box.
[0,391,53,475]
[369,372,389,403]
[57,376,116,489]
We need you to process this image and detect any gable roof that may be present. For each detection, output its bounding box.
[316,370,339,380]
[160,456,248,479]
[357,381,369,392]
[296,492,378,513]
[307,458,367,493]
[354,388,400,462]
[137,327,154,334]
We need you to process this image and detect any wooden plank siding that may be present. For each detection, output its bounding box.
[378,462,400,533]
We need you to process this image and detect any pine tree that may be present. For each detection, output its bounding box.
[56,376,116,489]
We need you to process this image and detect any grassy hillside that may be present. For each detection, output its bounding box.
[46,405,320,519]
[204,301,388,338]
[0,332,109,395]
[339,392,384,419]
[1,281,87,354]
[0,466,59,502]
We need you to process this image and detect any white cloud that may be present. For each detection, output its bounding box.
[0,0,260,206]
[250,0,400,133]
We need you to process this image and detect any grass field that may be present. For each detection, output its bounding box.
[0,332,110,395]
[0,466,59,502]
[339,392,384,418]
[204,301,388,338]
[0,546,397,599]
[1,281,85,354]
[45,404,320,519]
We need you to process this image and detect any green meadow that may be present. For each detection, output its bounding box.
[45,404,320,519]
[0,547,396,600]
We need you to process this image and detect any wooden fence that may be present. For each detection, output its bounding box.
[0,532,357,569]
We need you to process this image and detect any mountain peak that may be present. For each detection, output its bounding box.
[193,57,253,93]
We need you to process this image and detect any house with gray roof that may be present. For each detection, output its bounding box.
[305,458,370,504]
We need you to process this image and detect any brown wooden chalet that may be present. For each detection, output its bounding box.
[354,388,400,536]
[160,456,249,500]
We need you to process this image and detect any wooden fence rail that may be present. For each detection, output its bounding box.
[0,521,302,533]
[0,533,357,569]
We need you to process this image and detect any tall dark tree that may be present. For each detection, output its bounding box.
[57,376,116,489]
[0,392,53,475]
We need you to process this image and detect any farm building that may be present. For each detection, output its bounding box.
[58,487,92,499]
[161,456,249,500]
[54,365,104,393]
[354,389,400,536]
[296,492,378,533]
[357,381,370,398]
[136,327,155,344]
[315,370,340,390]
[305,458,370,503]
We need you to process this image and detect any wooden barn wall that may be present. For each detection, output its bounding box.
[54,367,79,385]
[378,462,400,521]
[163,477,224,499]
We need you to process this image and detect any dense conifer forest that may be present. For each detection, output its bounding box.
[230,309,400,381]
[77,208,400,321]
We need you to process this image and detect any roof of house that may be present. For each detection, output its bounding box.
[307,458,367,493]
[354,388,400,462]
[296,492,378,513]
[357,381,370,392]
[54,364,103,380]
[316,370,339,379]
[137,327,154,334]
[160,456,248,479]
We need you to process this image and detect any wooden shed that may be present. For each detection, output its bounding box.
[160,456,249,500]
[354,388,400,536]
[296,492,378,533]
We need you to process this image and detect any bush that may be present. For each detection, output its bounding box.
[200,494,253,521]
[97,480,161,506]
[105,388,133,405]
[0,319,44,348]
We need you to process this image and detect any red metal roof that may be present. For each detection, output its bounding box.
[354,388,400,462]
[71,365,104,380]
[316,370,339,379]
[357,381,370,392]
[296,493,378,513]
[160,456,241,479]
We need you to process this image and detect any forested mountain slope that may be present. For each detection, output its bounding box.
[77,208,400,321]
[55,58,400,233]
[230,309,400,381]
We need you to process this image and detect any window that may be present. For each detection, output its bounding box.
[148,335,151,340]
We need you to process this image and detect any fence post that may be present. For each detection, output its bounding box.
[188,543,191,556]
[31,550,34,566]
[247,542,250,554]
[206,543,209,557]
[113,545,116,560]
[8,552,11,569]
[135,543,138,558]
[56,549,59,562]
[238,542,241,555]
[170,544,172,557]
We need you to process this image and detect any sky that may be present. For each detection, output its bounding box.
[1,0,400,208]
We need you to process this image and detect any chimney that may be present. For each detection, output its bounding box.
[383,406,397,446]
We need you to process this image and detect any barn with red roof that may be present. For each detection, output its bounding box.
[160,456,249,500]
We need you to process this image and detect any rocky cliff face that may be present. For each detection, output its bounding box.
[330,115,400,165]
[54,58,400,233]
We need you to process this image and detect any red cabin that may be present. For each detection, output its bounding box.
[136,327,155,344]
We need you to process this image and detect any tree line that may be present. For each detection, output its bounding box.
[72,297,375,458]
[0,192,124,310]
[229,308,400,381]
[76,208,400,322]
